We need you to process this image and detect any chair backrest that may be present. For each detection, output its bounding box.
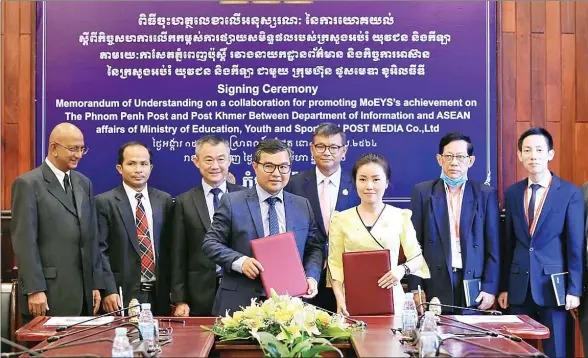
[1,283,12,351]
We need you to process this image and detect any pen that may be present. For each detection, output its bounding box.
[159,319,185,324]
[119,286,124,318]
[418,284,423,309]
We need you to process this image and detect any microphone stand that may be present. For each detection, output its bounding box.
[0,337,42,356]
[1,338,114,357]
[47,314,139,342]
[438,315,522,342]
[416,302,502,315]
[55,304,140,332]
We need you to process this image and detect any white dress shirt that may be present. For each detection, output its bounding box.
[45,158,71,191]
[444,182,466,269]
[123,182,156,282]
[202,179,227,276]
[525,172,552,230]
[316,166,341,217]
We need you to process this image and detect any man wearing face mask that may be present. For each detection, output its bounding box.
[408,132,500,314]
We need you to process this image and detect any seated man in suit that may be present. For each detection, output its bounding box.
[97,141,174,316]
[202,139,324,315]
[498,127,584,358]
[285,122,360,312]
[171,135,245,317]
[11,123,102,323]
[408,132,500,313]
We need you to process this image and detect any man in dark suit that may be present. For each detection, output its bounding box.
[202,139,324,315]
[498,128,584,358]
[285,123,360,312]
[11,123,102,322]
[171,136,245,317]
[576,181,588,351]
[97,141,173,316]
[408,132,500,314]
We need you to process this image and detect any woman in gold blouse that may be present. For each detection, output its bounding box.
[328,153,430,315]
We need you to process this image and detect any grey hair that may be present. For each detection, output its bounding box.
[194,135,230,157]
[253,139,293,163]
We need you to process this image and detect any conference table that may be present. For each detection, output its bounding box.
[16,315,548,357]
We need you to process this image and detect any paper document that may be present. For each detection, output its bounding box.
[454,315,522,324]
[43,316,115,326]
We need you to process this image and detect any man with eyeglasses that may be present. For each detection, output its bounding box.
[11,123,102,323]
[408,132,500,314]
[170,135,244,317]
[285,123,359,312]
[202,139,324,315]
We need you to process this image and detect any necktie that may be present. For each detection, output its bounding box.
[266,196,280,236]
[527,184,541,229]
[210,187,222,210]
[135,193,155,280]
[319,178,331,233]
[63,173,77,213]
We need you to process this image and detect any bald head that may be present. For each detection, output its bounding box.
[47,123,86,172]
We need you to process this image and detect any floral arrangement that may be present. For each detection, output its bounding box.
[203,289,365,357]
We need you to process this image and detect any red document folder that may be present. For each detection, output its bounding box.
[250,232,308,297]
[343,249,394,315]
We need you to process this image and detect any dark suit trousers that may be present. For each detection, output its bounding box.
[578,283,588,355]
[509,286,570,358]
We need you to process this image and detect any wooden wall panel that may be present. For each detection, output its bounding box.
[576,2,588,123]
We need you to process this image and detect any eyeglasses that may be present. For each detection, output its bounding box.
[441,154,470,163]
[312,144,344,154]
[255,162,291,174]
[52,142,89,155]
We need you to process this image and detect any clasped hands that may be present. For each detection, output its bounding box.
[242,257,318,299]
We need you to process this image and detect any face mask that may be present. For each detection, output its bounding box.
[440,170,467,188]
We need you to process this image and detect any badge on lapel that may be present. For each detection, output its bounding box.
[342,189,348,196]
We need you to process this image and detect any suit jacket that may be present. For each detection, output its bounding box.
[11,162,102,316]
[202,187,324,315]
[407,179,500,308]
[583,182,588,246]
[501,174,585,307]
[170,182,245,315]
[96,185,174,315]
[285,168,360,255]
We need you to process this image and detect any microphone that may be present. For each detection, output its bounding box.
[55,304,141,332]
[0,337,42,356]
[439,315,522,342]
[305,302,368,328]
[1,338,113,357]
[47,314,139,342]
[416,298,502,316]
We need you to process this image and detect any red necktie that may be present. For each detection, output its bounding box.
[135,193,155,280]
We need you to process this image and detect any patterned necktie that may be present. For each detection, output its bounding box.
[135,193,155,280]
[527,184,541,229]
[210,187,222,210]
[319,178,331,233]
[266,196,280,236]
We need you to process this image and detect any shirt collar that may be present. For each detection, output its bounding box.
[528,172,552,188]
[122,181,148,200]
[315,166,342,187]
[45,158,70,183]
[202,179,227,196]
[256,184,284,204]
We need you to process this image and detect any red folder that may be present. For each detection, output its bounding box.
[250,232,308,297]
[343,249,394,315]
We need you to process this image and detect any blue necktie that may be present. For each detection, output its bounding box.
[527,184,541,229]
[266,196,280,236]
[210,187,222,210]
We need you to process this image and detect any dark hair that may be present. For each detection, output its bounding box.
[253,139,293,163]
[312,122,346,144]
[517,127,553,151]
[194,135,229,157]
[118,141,152,165]
[438,132,474,156]
[352,153,391,182]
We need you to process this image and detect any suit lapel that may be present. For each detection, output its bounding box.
[114,186,141,257]
[532,175,560,240]
[42,163,77,216]
[246,188,265,239]
[513,181,531,242]
[304,171,326,236]
[284,192,295,232]
[71,172,84,218]
[148,187,163,254]
[192,186,211,230]
[458,182,476,263]
[335,171,354,212]
[431,180,452,273]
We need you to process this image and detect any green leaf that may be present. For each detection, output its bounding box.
[254,332,290,357]
[318,327,351,340]
[291,340,313,356]
[300,345,342,358]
